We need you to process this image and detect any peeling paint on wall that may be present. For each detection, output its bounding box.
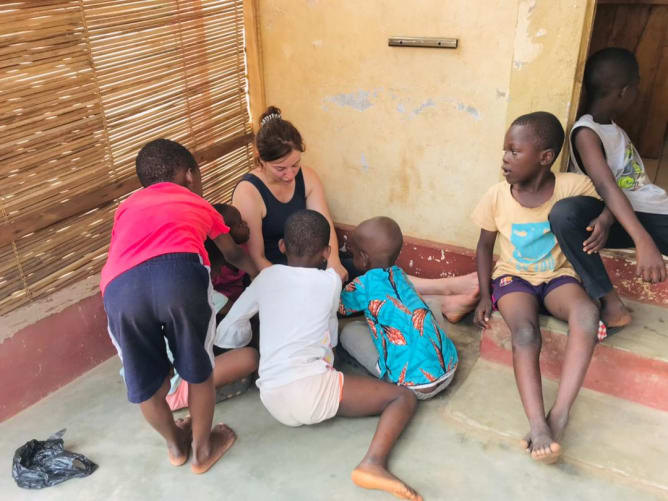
[512,0,543,70]
[413,98,435,115]
[324,89,378,111]
[396,98,436,119]
[360,153,369,171]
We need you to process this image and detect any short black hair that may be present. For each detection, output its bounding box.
[135,138,197,187]
[511,111,565,160]
[283,210,330,258]
[212,203,239,225]
[204,204,232,270]
[584,47,639,99]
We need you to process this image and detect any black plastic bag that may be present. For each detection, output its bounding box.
[12,429,98,489]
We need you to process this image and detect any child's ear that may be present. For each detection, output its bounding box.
[322,245,331,261]
[540,148,555,166]
[360,249,370,269]
[184,166,202,195]
[185,167,194,186]
[278,239,286,255]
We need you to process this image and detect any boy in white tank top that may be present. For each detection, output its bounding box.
[549,48,667,328]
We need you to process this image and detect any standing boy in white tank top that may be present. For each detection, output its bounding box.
[548,47,667,328]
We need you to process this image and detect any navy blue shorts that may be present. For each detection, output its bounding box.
[104,253,216,403]
[491,274,580,308]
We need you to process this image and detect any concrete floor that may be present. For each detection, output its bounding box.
[2,313,667,500]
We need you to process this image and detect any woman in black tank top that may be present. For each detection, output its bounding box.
[238,168,306,265]
[232,107,348,279]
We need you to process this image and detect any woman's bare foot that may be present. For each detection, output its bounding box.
[352,461,422,501]
[441,290,479,324]
[445,272,479,296]
[527,424,561,464]
[168,416,192,466]
[410,271,479,296]
[600,291,632,328]
[191,423,237,474]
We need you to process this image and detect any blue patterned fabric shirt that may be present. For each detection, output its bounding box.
[339,266,458,386]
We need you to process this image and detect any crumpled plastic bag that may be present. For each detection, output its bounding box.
[12,429,98,489]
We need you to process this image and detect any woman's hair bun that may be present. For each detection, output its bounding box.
[260,106,282,127]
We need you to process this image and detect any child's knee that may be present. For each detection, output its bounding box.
[548,197,590,230]
[392,385,417,411]
[548,199,575,230]
[401,386,418,410]
[511,324,540,349]
[571,303,600,336]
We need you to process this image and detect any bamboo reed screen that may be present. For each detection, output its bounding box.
[0,1,254,315]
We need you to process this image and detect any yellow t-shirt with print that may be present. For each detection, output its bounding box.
[471,173,599,285]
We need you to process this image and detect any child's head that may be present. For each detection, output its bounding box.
[204,204,249,271]
[213,203,249,245]
[255,106,305,183]
[136,139,201,195]
[584,47,639,111]
[502,112,565,185]
[349,217,403,272]
[279,209,331,268]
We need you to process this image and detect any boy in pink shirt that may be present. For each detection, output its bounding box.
[102,139,257,474]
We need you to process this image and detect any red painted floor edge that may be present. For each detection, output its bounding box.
[0,293,115,422]
[336,225,667,305]
[336,225,476,278]
[480,326,668,412]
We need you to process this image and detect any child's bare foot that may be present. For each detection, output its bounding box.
[526,424,561,464]
[600,292,632,328]
[168,416,192,466]
[521,410,569,451]
[546,409,569,442]
[352,461,422,501]
[441,290,479,324]
[191,423,236,474]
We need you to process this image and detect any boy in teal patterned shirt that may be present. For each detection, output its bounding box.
[339,217,458,399]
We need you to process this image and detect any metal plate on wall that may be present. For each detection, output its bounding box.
[388,37,458,49]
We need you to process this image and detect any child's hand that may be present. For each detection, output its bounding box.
[583,214,613,254]
[636,238,667,283]
[332,261,349,282]
[474,297,493,329]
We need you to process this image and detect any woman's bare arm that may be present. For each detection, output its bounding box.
[232,181,273,271]
[303,166,348,281]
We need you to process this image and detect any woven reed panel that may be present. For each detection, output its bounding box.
[0,0,252,314]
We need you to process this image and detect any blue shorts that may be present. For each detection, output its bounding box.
[491,274,580,308]
[104,253,216,403]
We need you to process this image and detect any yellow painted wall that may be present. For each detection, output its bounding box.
[258,0,593,249]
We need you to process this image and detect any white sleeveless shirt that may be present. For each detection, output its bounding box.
[569,114,668,215]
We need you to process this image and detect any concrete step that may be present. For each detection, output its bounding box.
[599,249,668,306]
[444,359,668,497]
[480,299,668,411]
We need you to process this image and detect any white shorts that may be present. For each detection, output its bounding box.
[260,369,344,427]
